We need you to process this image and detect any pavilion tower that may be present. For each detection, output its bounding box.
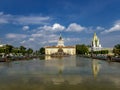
[57,34,65,47]
[91,33,102,51]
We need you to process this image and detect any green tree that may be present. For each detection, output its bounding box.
[0,45,14,54]
[27,48,33,55]
[19,46,26,55]
[5,44,14,53]
[76,44,89,55]
[114,44,120,49]
[39,47,45,55]
[101,50,108,54]
[12,48,20,54]
[93,50,108,55]
[0,47,5,53]
[113,44,120,56]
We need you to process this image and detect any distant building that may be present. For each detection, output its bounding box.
[45,35,76,55]
[91,33,102,51]
[102,47,113,55]
[0,40,5,47]
[0,44,4,47]
[90,33,113,55]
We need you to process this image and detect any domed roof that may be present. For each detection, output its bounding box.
[59,36,62,40]
[57,34,65,47]
[59,34,63,40]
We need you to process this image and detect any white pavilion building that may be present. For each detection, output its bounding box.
[45,35,76,55]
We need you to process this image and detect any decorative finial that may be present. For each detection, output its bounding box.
[59,33,62,40]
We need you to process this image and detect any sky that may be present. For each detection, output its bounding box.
[0,0,120,50]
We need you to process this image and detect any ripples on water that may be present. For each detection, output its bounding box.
[0,56,120,90]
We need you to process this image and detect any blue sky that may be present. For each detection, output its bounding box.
[0,0,120,50]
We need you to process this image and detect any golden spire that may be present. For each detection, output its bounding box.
[93,32,98,40]
[94,32,97,38]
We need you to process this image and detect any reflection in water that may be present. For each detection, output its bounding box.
[44,56,85,85]
[92,59,100,78]
[45,55,52,60]
[0,56,120,90]
[45,56,76,74]
[45,55,64,60]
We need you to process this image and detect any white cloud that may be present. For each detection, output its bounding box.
[29,38,34,41]
[16,16,50,25]
[0,12,11,24]
[65,37,80,42]
[84,26,105,34]
[0,12,50,25]
[41,25,52,31]
[52,23,65,30]
[48,40,58,43]
[22,26,29,31]
[101,23,120,34]
[96,26,105,30]
[20,40,26,44]
[0,12,4,15]
[31,33,43,38]
[40,23,65,32]
[66,23,85,32]
[0,18,8,24]
[35,23,87,33]
[6,33,27,39]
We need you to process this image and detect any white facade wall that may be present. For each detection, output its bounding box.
[45,47,76,55]
[45,48,58,55]
[63,48,76,55]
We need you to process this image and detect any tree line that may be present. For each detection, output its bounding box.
[113,44,120,56]
[0,44,120,56]
[76,44,120,56]
[0,45,34,55]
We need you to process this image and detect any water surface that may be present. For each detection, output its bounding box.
[0,56,120,90]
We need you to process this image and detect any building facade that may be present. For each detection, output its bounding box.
[90,33,114,55]
[45,35,76,55]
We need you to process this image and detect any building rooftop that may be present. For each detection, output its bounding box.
[45,46,75,48]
